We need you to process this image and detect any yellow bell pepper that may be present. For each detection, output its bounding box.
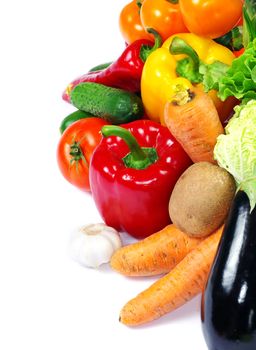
[141,33,236,125]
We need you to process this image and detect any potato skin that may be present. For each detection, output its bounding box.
[169,162,236,237]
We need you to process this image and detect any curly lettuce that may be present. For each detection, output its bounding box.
[214,100,256,211]
[203,0,256,101]
[218,39,256,102]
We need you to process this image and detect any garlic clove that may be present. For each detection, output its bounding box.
[69,223,122,268]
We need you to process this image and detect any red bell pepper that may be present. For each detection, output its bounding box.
[89,120,192,239]
[62,29,161,103]
[233,47,245,57]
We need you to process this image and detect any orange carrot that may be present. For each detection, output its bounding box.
[164,86,224,164]
[110,224,203,276]
[120,226,223,326]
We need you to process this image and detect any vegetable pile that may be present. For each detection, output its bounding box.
[57,0,256,348]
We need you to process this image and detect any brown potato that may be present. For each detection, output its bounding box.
[169,162,236,237]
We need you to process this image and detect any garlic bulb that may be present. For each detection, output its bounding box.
[69,223,122,268]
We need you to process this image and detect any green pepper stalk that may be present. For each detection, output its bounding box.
[170,37,202,83]
[101,125,158,170]
[140,28,163,62]
[169,37,229,87]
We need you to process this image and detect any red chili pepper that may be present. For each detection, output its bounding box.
[89,120,192,239]
[63,29,162,103]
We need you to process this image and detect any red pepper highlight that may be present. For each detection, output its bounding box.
[62,29,161,103]
[89,120,192,239]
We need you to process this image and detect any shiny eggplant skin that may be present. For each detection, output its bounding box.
[201,191,256,350]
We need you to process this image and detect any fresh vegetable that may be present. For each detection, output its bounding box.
[242,0,256,48]
[141,33,235,124]
[59,110,93,134]
[201,99,256,348]
[164,86,224,163]
[169,37,230,86]
[69,223,122,268]
[110,224,203,276]
[179,0,243,39]
[214,100,256,211]
[202,191,256,350]
[169,36,239,119]
[70,82,144,125]
[214,26,243,52]
[120,226,223,326]
[203,0,256,101]
[218,39,256,101]
[88,62,112,72]
[233,47,245,57]
[140,0,188,42]
[89,120,192,239]
[119,0,151,44]
[62,31,161,102]
[57,117,109,191]
[169,162,236,238]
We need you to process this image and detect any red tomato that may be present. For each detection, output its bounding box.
[140,0,188,42]
[179,0,243,39]
[57,118,109,192]
[119,0,152,44]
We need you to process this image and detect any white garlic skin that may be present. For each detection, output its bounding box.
[69,224,122,268]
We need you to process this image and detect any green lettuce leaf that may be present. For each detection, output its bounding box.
[176,57,203,84]
[199,61,229,92]
[218,39,256,101]
[214,100,256,211]
[243,0,256,48]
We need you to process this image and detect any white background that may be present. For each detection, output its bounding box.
[1,1,207,349]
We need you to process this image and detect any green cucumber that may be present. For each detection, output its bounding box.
[88,62,112,72]
[70,82,144,124]
[59,110,93,134]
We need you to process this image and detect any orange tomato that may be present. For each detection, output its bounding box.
[119,0,152,44]
[179,0,243,39]
[140,0,188,42]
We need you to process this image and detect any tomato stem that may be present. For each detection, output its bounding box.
[69,140,88,169]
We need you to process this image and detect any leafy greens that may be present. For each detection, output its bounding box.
[214,100,256,211]
[218,39,256,102]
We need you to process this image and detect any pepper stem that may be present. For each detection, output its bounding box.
[140,28,163,62]
[136,0,142,9]
[170,37,200,68]
[101,125,158,170]
[102,125,146,161]
[170,37,203,83]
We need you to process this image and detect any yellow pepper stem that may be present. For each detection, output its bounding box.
[169,37,203,83]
